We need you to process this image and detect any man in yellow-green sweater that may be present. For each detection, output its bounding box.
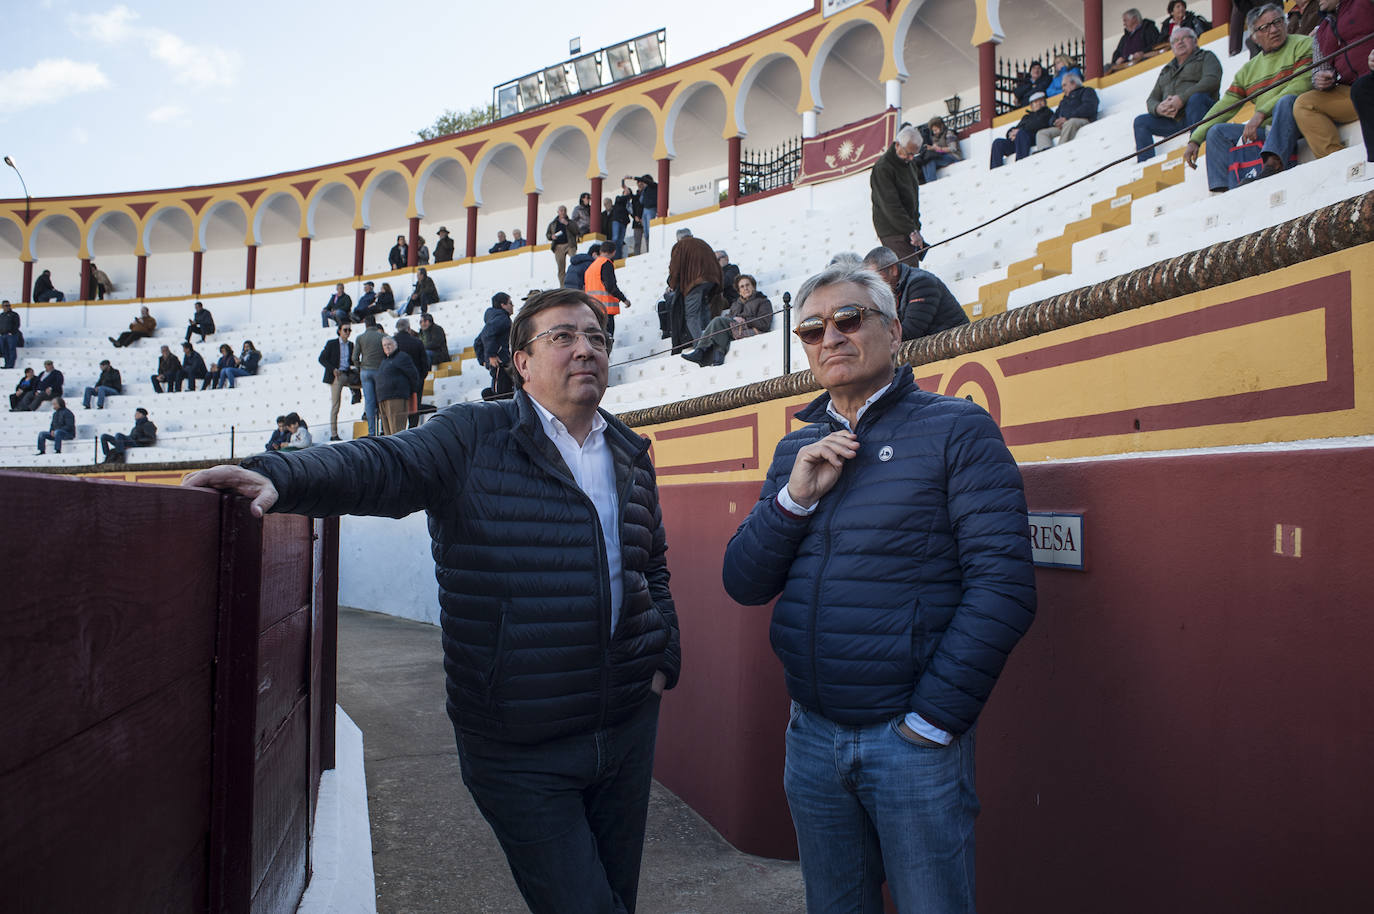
[1183,2,1314,190]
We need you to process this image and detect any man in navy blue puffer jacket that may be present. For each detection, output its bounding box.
[723,263,1034,914]
[187,289,680,914]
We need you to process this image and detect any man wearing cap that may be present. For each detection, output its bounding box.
[870,125,926,263]
[434,227,455,263]
[476,292,515,399]
[82,359,124,409]
[990,92,1055,167]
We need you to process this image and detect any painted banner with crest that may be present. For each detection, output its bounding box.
[794,109,897,187]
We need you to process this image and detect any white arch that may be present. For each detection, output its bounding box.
[532,125,592,195]
[198,199,249,250]
[808,17,887,115]
[594,104,657,175]
[470,142,527,208]
[414,157,468,220]
[251,192,302,246]
[141,205,196,253]
[734,52,805,138]
[86,209,139,256]
[304,181,356,238]
[359,170,409,228]
[663,81,730,159]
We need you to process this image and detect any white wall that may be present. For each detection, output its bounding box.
[339,513,440,625]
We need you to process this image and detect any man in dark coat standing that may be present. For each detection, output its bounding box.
[863,247,969,340]
[477,291,515,399]
[388,235,408,271]
[185,288,680,914]
[723,263,1034,914]
[433,226,455,263]
[870,125,926,262]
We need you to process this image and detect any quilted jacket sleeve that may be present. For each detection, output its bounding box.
[644,469,682,689]
[722,441,813,606]
[910,408,1036,734]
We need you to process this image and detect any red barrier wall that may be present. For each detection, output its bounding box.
[652,447,1374,912]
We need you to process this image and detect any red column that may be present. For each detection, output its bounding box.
[979,41,997,131]
[135,255,146,299]
[299,237,311,284]
[465,205,478,259]
[353,228,365,276]
[191,251,203,295]
[725,137,742,207]
[81,258,92,301]
[526,192,539,248]
[1212,0,1230,34]
[407,217,419,267]
[245,246,256,291]
[22,261,33,303]
[1084,0,1104,80]
[656,158,670,218]
[590,176,604,235]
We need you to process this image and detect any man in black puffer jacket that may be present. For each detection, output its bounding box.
[186,289,679,914]
[863,246,968,341]
[723,263,1034,914]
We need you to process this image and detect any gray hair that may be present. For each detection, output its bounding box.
[715,249,728,259]
[828,251,863,266]
[1124,7,1142,21]
[794,263,898,323]
[1247,2,1283,30]
[1062,71,1083,89]
[675,227,693,240]
[1169,25,1197,41]
[895,125,922,148]
[394,318,411,332]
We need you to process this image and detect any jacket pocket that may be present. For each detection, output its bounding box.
[483,602,511,705]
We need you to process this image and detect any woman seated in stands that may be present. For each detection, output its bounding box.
[9,367,37,410]
[375,282,396,314]
[218,340,261,388]
[919,117,963,182]
[1046,54,1084,97]
[1161,0,1210,40]
[1013,61,1052,107]
[681,274,773,368]
[205,343,237,390]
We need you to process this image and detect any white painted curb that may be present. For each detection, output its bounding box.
[297,708,377,914]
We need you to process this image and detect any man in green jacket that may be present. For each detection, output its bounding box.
[1184,3,1314,189]
[870,125,925,262]
[1133,27,1223,161]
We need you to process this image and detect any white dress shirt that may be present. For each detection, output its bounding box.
[528,395,624,632]
[776,381,953,746]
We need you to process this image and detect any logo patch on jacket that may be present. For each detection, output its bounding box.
[878,445,894,462]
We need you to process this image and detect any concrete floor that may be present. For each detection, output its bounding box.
[338,607,805,914]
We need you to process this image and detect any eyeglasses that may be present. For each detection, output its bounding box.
[1253,17,1284,33]
[526,328,613,352]
[793,304,883,345]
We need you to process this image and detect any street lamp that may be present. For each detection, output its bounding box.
[4,155,30,223]
[944,94,962,115]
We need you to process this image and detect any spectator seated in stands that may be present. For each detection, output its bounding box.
[321,283,352,328]
[373,281,396,315]
[33,269,65,302]
[681,274,774,367]
[12,359,63,411]
[218,340,260,388]
[375,336,419,436]
[265,415,290,451]
[489,231,512,253]
[434,226,455,263]
[184,301,215,343]
[1109,8,1164,73]
[36,397,75,455]
[388,234,408,271]
[1294,0,1374,161]
[350,281,377,321]
[716,250,741,306]
[82,359,123,409]
[1013,61,1052,107]
[419,314,450,366]
[204,343,237,390]
[403,268,439,316]
[1134,27,1223,161]
[1045,54,1085,97]
[110,306,156,347]
[1288,0,1324,36]
[990,93,1053,167]
[1035,72,1101,150]
[10,367,37,410]
[176,342,208,392]
[1184,4,1314,190]
[862,246,969,341]
[1162,0,1211,40]
[279,412,312,451]
[563,246,596,289]
[150,345,181,393]
[100,407,156,463]
[509,229,527,249]
[919,116,963,182]
[0,300,20,369]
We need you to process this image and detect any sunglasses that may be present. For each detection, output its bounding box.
[793,304,883,345]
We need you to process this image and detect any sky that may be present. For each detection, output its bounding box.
[2,0,810,201]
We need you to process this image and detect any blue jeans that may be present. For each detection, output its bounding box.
[609,221,626,260]
[989,130,1035,168]
[1204,93,1300,191]
[0,333,16,368]
[83,385,119,408]
[455,695,661,914]
[784,704,979,914]
[1133,92,1217,161]
[359,368,379,435]
[218,366,247,388]
[922,153,959,182]
[37,429,73,453]
[322,307,348,328]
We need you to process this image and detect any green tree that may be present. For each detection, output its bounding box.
[416,104,497,140]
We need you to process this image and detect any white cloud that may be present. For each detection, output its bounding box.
[147,103,186,124]
[70,5,240,87]
[71,126,90,144]
[0,59,110,114]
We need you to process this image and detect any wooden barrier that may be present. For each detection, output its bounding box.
[0,471,338,913]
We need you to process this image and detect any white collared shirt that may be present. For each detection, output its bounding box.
[528,395,624,632]
[776,380,953,746]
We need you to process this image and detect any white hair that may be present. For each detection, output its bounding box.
[895,125,923,148]
[794,263,898,322]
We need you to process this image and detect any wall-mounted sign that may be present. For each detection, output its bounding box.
[823,0,867,16]
[1028,512,1084,570]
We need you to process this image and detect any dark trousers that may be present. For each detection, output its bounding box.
[454,695,661,914]
[484,362,514,399]
[100,432,135,460]
[1353,73,1374,161]
[174,370,204,391]
[112,331,148,347]
[990,130,1035,168]
[879,232,918,263]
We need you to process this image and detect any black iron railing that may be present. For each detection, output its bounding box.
[996,38,1085,116]
[739,137,802,199]
[944,105,982,136]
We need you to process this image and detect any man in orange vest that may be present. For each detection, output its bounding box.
[583,242,631,336]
